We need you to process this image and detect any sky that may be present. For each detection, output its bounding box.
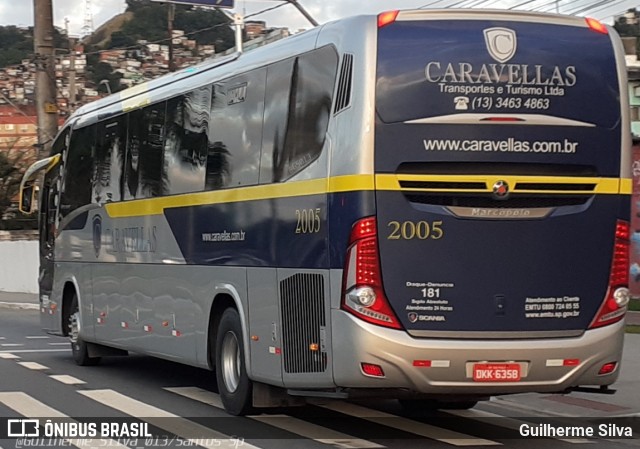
[0,0,637,37]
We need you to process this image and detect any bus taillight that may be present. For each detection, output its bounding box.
[342,217,402,329]
[589,220,630,329]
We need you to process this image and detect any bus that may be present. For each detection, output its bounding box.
[21,9,631,416]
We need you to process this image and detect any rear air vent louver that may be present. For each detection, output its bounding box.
[280,273,327,374]
[334,53,354,114]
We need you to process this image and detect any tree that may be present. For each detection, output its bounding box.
[90,62,123,94]
[0,151,25,220]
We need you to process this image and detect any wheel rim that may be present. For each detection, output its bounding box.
[69,310,80,346]
[221,330,241,393]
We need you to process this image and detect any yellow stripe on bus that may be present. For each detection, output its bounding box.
[103,174,629,218]
[376,174,629,195]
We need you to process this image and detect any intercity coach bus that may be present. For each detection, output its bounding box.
[21,9,631,415]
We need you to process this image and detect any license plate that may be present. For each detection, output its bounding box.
[473,363,521,382]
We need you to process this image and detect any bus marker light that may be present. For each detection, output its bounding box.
[586,18,608,35]
[563,359,580,366]
[121,322,128,329]
[269,346,281,355]
[97,318,104,324]
[251,335,259,341]
[309,343,319,351]
[162,321,170,327]
[100,311,106,317]
[361,363,385,377]
[598,362,617,375]
[144,325,153,333]
[172,330,181,337]
[50,303,57,311]
[378,10,399,28]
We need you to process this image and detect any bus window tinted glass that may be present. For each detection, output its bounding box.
[60,124,95,221]
[263,46,338,182]
[93,117,125,204]
[124,103,166,200]
[164,89,209,195]
[261,58,294,184]
[209,68,266,189]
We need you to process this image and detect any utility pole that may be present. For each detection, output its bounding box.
[33,0,58,158]
[168,3,176,71]
[65,18,77,112]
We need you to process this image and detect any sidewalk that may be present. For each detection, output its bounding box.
[0,291,39,310]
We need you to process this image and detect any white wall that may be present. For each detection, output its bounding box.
[0,240,39,294]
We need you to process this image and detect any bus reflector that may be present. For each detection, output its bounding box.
[586,18,608,35]
[378,10,399,28]
[361,363,385,377]
[342,217,402,329]
[598,362,617,375]
[589,220,630,329]
[563,359,580,366]
[413,360,432,367]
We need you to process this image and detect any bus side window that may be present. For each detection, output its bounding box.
[60,124,95,227]
[164,92,209,195]
[124,103,167,200]
[261,46,339,183]
[208,68,266,190]
[93,117,125,204]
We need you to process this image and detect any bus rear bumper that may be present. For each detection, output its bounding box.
[331,310,625,396]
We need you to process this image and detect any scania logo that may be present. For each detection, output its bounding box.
[408,312,418,323]
[492,180,510,199]
[483,27,517,63]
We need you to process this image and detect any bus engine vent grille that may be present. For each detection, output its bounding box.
[334,53,354,114]
[280,273,327,374]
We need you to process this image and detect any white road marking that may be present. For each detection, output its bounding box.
[319,402,500,447]
[0,353,20,359]
[0,392,129,449]
[0,302,39,310]
[25,336,50,339]
[49,342,71,346]
[1,344,24,347]
[447,409,594,444]
[165,387,384,449]
[50,375,86,385]
[17,362,49,370]
[80,389,262,449]
[0,349,68,353]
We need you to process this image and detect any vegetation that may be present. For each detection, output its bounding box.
[0,0,234,73]
[119,0,234,51]
[0,26,68,68]
[0,152,24,217]
[614,8,640,56]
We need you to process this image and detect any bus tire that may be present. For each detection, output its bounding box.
[68,293,101,366]
[399,399,477,412]
[215,308,253,416]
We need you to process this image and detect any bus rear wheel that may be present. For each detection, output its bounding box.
[215,308,253,416]
[68,293,101,366]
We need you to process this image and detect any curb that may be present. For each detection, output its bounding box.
[0,302,39,310]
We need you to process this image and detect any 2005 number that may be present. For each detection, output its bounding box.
[295,208,321,234]
[387,220,444,240]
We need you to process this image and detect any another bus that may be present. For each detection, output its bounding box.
[21,9,632,415]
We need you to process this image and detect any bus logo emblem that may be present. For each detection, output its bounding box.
[408,313,418,323]
[93,215,102,258]
[492,180,510,199]
[483,28,517,63]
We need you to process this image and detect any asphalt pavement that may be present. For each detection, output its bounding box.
[1,290,639,419]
